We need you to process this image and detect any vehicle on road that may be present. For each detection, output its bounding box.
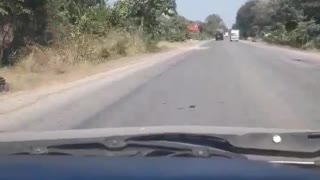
[215,31,224,41]
[230,29,240,42]
[0,126,319,179]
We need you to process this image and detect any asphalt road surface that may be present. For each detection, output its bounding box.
[8,40,320,131]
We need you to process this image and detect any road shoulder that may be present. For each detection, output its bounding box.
[241,40,320,64]
[0,40,210,131]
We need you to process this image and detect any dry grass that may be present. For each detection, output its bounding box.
[0,56,146,92]
[157,40,199,49]
[0,35,195,93]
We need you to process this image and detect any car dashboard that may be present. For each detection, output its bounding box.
[0,156,319,180]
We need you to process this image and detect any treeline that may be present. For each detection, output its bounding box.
[0,0,227,67]
[0,0,226,66]
[234,0,320,49]
[200,14,228,37]
[0,0,177,65]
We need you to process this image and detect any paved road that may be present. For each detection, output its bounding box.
[75,40,320,130]
[8,40,320,131]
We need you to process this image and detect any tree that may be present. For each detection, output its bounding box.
[300,0,320,23]
[122,0,177,37]
[269,0,304,32]
[0,0,212,66]
[251,0,273,32]
[0,0,45,65]
[159,15,189,41]
[201,14,227,37]
[235,0,304,37]
[234,0,320,48]
[235,0,259,38]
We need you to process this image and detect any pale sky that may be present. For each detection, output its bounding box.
[176,0,248,28]
[108,0,248,28]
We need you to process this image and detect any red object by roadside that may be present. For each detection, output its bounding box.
[187,24,199,33]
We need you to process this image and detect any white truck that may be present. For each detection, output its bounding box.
[230,29,240,42]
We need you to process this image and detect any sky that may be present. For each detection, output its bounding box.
[176,0,248,28]
[108,0,248,28]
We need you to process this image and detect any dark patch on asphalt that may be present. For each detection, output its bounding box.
[291,58,318,65]
[290,58,320,67]
[292,58,303,62]
[218,101,225,104]
[177,105,196,110]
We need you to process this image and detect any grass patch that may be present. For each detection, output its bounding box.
[0,32,195,93]
[0,31,146,91]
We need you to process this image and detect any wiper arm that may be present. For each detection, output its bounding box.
[11,133,247,159]
[8,132,320,162]
[12,143,244,159]
[120,140,246,159]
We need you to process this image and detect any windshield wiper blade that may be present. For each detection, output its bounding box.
[11,143,245,159]
[8,132,320,161]
[10,134,247,159]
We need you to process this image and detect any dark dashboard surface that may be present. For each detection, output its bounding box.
[0,156,319,180]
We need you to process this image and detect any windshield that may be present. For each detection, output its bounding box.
[0,0,320,145]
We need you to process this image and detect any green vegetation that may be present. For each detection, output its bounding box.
[0,0,176,66]
[0,0,228,67]
[200,14,227,37]
[0,0,228,92]
[234,0,320,49]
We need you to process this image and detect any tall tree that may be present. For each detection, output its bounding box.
[234,0,320,48]
[300,0,320,23]
[201,14,227,36]
[235,0,259,37]
[124,0,177,36]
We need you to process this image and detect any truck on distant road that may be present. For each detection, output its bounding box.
[230,29,240,42]
[215,29,224,41]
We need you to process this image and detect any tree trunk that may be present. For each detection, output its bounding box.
[139,17,144,32]
[0,49,3,66]
[0,23,14,66]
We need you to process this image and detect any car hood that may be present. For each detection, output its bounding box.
[0,126,315,142]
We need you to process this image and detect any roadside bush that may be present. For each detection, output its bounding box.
[0,0,183,67]
[112,38,128,56]
[235,0,320,50]
[264,20,320,49]
[313,36,320,49]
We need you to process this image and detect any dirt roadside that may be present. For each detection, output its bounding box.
[241,40,320,64]
[0,40,208,117]
[243,40,320,56]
